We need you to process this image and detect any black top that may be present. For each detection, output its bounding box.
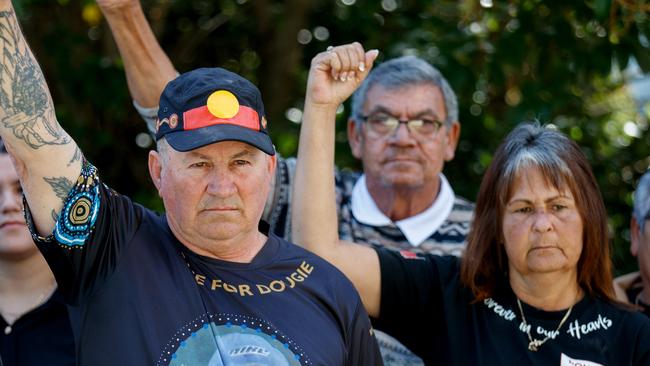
[0,292,74,366]
[625,277,650,317]
[373,248,650,365]
[26,163,382,366]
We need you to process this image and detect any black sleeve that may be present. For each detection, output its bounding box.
[633,315,650,365]
[345,299,383,366]
[24,161,143,304]
[372,248,451,361]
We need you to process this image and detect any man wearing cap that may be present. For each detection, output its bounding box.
[0,2,381,365]
[97,1,472,364]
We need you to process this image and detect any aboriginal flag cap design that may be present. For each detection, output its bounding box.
[155,67,275,155]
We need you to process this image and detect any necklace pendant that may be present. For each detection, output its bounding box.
[528,340,540,352]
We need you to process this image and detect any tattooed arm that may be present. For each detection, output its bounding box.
[0,1,81,235]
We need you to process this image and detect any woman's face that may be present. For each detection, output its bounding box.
[502,167,583,278]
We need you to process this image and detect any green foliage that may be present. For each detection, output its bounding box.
[15,0,650,274]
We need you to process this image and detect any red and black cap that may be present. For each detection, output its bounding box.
[155,67,275,155]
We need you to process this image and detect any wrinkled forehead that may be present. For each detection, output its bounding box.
[165,140,264,160]
[502,158,575,203]
[363,83,447,119]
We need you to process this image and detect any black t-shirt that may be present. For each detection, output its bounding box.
[26,163,381,366]
[0,292,74,366]
[624,277,650,317]
[373,248,650,365]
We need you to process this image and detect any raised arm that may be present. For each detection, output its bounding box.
[292,43,382,317]
[97,0,176,108]
[0,1,81,235]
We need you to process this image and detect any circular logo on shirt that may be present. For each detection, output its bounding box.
[158,313,304,366]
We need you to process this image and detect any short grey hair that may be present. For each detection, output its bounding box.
[156,137,171,164]
[633,170,650,230]
[351,55,458,126]
[499,124,573,186]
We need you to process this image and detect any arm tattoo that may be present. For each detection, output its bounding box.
[0,10,69,149]
[43,176,73,201]
[67,146,82,166]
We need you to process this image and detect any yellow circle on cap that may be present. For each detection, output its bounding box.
[207,90,239,119]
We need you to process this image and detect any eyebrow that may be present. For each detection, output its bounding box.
[231,149,255,159]
[185,146,256,158]
[366,106,443,121]
[507,195,573,206]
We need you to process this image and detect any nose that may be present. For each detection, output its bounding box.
[532,210,553,232]
[0,189,22,214]
[388,122,416,146]
[206,172,237,198]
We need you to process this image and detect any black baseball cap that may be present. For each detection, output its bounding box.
[155,67,275,155]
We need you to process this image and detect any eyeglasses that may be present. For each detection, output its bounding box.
[359,113,444,136]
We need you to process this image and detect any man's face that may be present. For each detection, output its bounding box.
[0,154,36,259]
[149,141,276,253]
[348,83,460,191]
[632,216,650,285]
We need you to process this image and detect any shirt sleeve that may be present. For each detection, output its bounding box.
[372,247,447,360]
[24,161,143,305]
[345,299,383,366]
[133,100,159,136]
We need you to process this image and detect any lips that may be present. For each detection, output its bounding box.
[0,220,26,229]
[201,207,239,212]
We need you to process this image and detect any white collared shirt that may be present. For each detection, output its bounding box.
[350,174,456,247]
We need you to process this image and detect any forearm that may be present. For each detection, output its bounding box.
[0,2,81,235]
[292,100,381,316]
[102,3,176,107]
[292,44,381,316]
[291,103,339,252]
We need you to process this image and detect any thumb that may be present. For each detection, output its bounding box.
[357,49,379,83]
[364,49,379,68]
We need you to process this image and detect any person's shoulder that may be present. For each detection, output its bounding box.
[274,235,341,268]
[452,195,475,211]
[273,236,360,287]
[590,296,650,329]
[376,247,460,275]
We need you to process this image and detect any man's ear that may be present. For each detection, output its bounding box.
[148,150,163,198]
[347,118,364,159]
[631,217,641,257]
[443,121,461,162]
[267,153,277,176]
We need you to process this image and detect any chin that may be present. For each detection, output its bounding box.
[527,256,571,274]
[381,177,424,190]
[0,243,40,260]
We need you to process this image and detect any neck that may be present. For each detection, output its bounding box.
[638,286,650,305]
[183,231,268,263]
[0,251,55,294]
[0,251,57,324]
[366,177,440,221]
[510,270,583,311]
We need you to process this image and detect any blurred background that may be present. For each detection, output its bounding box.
[13,0,650,273]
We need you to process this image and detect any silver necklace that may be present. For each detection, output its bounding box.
[516,298,573,352]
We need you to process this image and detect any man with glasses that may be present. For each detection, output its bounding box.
[615,170,650,317]
[97,2,474,364]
